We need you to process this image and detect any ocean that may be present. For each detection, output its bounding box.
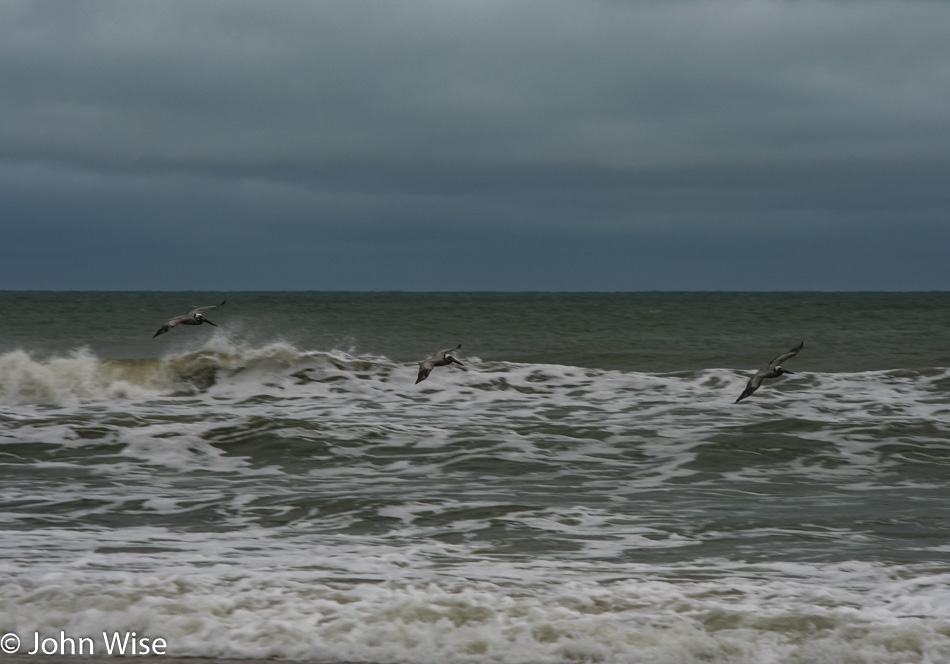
[1,291,949,664]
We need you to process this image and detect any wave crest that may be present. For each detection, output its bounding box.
[0,348,156,404]
[0,341,397,405]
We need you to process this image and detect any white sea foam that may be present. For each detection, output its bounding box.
[0,348,160,403]
[3,340,947,491]
[3,340,950,663]
[3,552,950,664]
[2,340,947,417]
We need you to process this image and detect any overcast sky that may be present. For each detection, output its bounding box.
[2,0,948,291]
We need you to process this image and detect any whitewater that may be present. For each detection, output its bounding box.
[1,291,949,663]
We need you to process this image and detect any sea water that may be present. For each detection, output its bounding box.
[1,291,949,663]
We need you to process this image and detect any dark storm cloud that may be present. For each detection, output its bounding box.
[2,0,949,289]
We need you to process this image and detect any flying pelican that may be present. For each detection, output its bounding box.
[416,344,463,384]
[153,301,226,338]
[735,341,803,403]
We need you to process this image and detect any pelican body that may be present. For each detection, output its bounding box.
[735,341,803,403]
[153,301,226,338]
[416,344,463,384]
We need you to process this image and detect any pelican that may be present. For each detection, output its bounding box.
[735,341,803,403]
[416,344,463,384]
[153,301,226,338]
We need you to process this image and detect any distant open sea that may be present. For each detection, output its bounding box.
[1,291,949,664]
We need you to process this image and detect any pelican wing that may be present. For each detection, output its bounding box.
[768,341,804,370]
[153,314,188,338]
[188,300,226,316]
[735,374,765,403]
[416,360,436,384]
[436,344,462,361]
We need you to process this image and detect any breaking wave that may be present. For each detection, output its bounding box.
[0,341,397,404]
[2,340,949,418]
[3,339,950,663]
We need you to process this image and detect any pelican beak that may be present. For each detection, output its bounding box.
[204,318,218,327]
[783,370,795,375]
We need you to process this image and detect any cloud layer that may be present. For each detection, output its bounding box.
[3,0,949,290]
